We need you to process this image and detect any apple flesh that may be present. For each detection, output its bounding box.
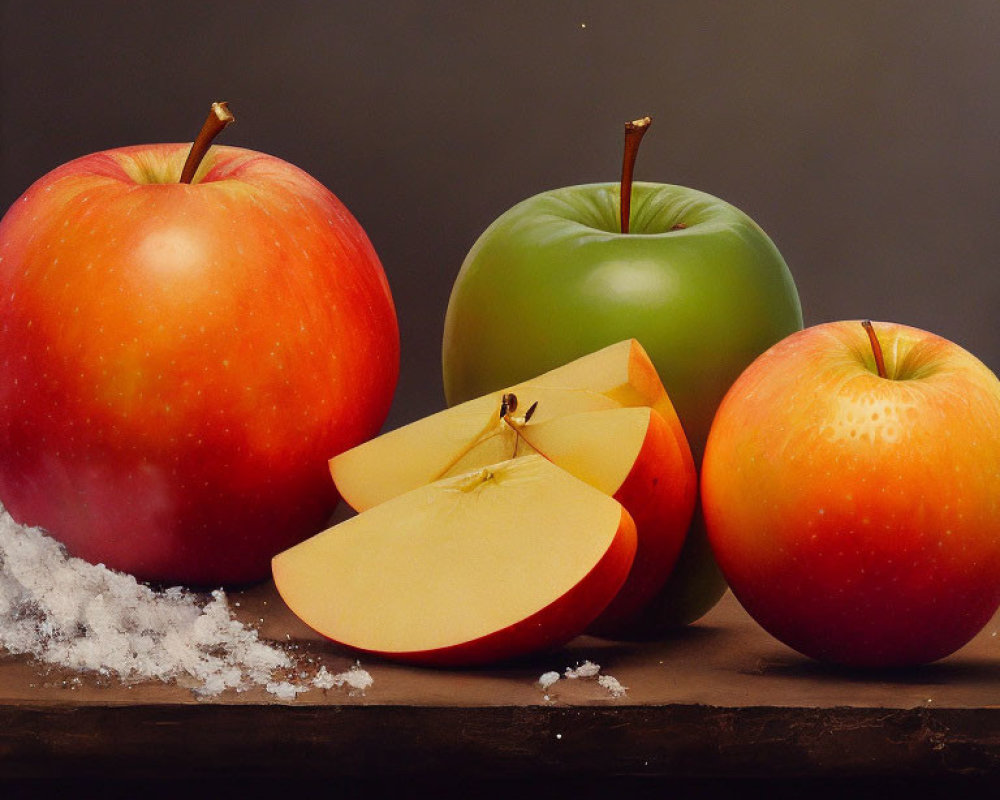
[331,337,682,512]
[702,320,1000,667]
[526,406,697,635]
[332,337,688,502]
[330,384,620,510]
[525,338,678,419]
[0,142,399,585]
[442,181,803,625]
[329,341,697,635]
[272,455,637,666]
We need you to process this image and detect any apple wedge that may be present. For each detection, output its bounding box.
[272,456,637,666]
[520,406,697,635]
[522,338,674,417]
[329,351,697,636]
[330,338,681,511]
[330,383,621,510]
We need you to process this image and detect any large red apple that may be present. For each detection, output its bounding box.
[702,320,1000,667]
[0,104,399,585]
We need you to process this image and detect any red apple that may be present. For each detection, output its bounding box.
[0,103,399,585]
[702,320,1000,667]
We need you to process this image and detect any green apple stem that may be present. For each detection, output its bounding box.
[179,102,235,184]
[620,116,652,234]
[861,319,888,379]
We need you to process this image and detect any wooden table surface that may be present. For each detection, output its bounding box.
[1,578,997,796]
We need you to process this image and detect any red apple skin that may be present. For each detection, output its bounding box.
[702,321,1000,667]
[0,144,399,585]
[587,408,697,637]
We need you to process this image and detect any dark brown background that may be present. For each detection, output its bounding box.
[2,1,999,431]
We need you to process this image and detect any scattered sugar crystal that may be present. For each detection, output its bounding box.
[598,674,627,698]
[313,663,373,694]
[313,665,338,690]
[0,508,295,697]
[341,666,374,692]
[564,660,601,679]
[540,660,626,699]
[266,680,309,700]
[538,670,561,690]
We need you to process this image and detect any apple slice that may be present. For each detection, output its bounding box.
[513,338,690,465]
[515,406,697,635]
[330,383,621,512]
[331,338,691,511]
[330,393,696,637]
[522,338,675,421]
[272,455,637,666]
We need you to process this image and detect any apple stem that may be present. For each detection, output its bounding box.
[620,116,652,234]
[861,319,888,379]
[179,102,235,184]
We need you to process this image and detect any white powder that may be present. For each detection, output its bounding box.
[564,660,602,679]
[0,507,313,697]
[597,673,627,698]
[539,660,627,698]
[313,664,373,694]
[266,680,310,701]
[538,670,561,690]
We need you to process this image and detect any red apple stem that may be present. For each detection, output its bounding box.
[620,116,652,234]
[861,319,888,379]
[179,102,235,184]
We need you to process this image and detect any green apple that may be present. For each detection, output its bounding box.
[442,122,803,629]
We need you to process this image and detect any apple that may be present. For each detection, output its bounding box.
[702,319,1000,667]
[331,338,684,504]
[273,455,637,666]
[328,340,696,635]
[0,103,399,585]
[441,117,803,626]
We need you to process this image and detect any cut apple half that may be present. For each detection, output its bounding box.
[272,456,637,666]
[328,344,697,638]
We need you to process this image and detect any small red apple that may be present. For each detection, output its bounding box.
[702,319,1000,667]
[0,103,399,585]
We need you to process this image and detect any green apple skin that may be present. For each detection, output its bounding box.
[442,181,803,629]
